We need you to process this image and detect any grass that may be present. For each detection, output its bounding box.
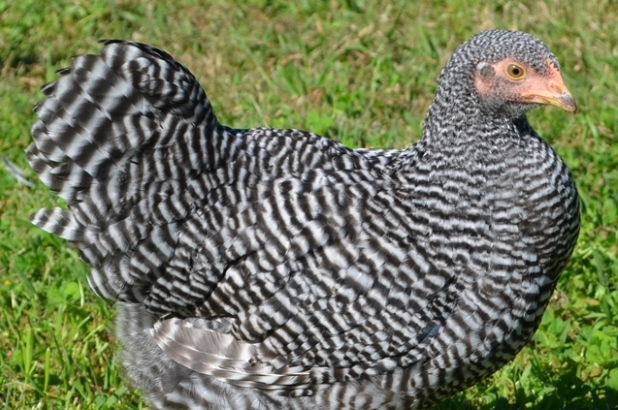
[1,0,617,409]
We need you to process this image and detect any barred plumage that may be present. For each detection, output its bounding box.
[28,30,580,409]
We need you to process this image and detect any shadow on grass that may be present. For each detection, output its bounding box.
[435,366,617,410]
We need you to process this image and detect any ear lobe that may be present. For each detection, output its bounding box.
[474,62,495,95]
[476,62,492,77]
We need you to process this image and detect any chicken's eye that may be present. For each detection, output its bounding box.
[506,64,526,80]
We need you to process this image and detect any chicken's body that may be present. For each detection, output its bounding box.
[29,31,580,409]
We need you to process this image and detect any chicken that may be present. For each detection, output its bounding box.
[28,30,580,409]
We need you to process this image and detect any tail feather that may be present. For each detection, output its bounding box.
[30,208,92,242]
[28,40,227,301]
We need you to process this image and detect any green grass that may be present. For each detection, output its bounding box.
[1,0,617,409]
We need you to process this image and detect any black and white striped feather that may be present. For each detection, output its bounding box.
[28,31,580,409]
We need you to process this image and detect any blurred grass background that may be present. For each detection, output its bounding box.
[1,0,617,409]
